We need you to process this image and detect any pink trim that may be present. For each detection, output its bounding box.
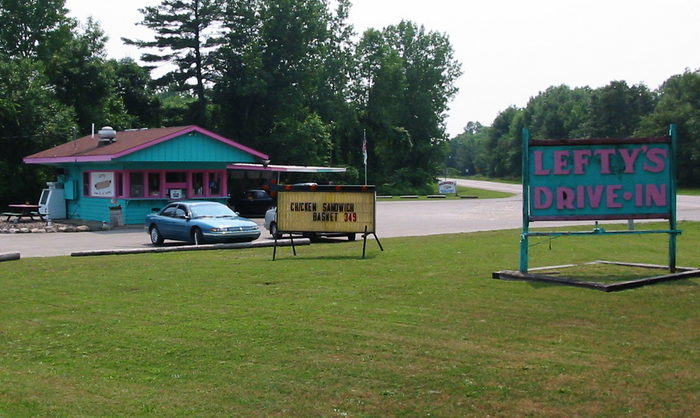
[118,169,228,199]
[116,172,124,197]
[48,167,229,200]
[194,127,269,160]
[112,126,269,160]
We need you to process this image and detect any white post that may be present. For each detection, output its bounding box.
[363,130,368,186]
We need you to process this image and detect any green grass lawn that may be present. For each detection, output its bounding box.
[377,184,513,200]
[452,184,512,199]
[455,174,522,184]
[678,187,700,195]
[1,222,699,415]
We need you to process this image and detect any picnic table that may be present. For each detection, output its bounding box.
[3,204,44,222]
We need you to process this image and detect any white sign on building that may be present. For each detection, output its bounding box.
[91,171,115,197]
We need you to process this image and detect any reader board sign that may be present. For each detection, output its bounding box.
[527,137,673,221]
[277,185,376,234]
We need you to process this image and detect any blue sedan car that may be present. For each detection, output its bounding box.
[145,201,261,245]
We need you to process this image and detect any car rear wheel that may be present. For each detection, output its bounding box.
[149,225,164,245]
[191,227,204,245]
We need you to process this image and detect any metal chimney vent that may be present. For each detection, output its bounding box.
[97,126,117,143]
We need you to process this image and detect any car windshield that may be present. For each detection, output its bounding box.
[190,203,237,218]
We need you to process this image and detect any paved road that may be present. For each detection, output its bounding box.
[375,178,523,238]
[3,179,700,258]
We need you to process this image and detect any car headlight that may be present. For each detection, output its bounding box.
[209,227,223,232]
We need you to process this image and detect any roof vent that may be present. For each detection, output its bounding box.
[97,126,117,143]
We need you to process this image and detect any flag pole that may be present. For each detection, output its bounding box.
[363,130,368,185]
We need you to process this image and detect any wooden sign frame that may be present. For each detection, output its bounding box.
[518,125,681,273]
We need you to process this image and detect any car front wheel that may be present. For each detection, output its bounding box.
[191,227,204,245]
[149,225,164,245]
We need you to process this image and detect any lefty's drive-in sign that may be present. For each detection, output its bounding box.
[515,126,681,274]
[277,185,376,235]
[528,138,672,220]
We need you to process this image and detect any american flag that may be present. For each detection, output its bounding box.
[362,135,367,166]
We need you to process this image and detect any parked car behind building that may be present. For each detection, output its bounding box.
[233,189,275,217]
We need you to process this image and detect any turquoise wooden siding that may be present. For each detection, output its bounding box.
[117,132,258,163]
[127,199,169,225]
[67,197,112,223]
[64,165,82,201]
[56,131,258,224]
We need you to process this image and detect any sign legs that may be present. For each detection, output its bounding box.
[362,225,384,259]
[272,233,296,261]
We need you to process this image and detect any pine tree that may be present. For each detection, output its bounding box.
[124,0,225,126]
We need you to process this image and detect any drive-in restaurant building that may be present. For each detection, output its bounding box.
[23,125,269,225]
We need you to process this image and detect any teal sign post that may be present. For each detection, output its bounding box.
[520,125,680,273]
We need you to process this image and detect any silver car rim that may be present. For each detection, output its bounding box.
[150,228,160,244]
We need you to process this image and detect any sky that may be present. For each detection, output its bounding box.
[64,0,700,137]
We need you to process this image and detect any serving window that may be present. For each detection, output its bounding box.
[129,172,145,197]
[148,173,161,197]
[110,169,228,199]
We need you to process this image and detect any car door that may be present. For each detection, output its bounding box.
[170,204,191,241]
[157,204,179,238]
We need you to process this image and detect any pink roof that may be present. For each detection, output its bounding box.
[24,125,268,164]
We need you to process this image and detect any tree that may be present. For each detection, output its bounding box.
[0,0,73,60]
[0,58,75,208]
[315,0,358,166]
[588,80,655,138]
[636,70,700,186]
[449,122,487,176]
[355,21,462,192]
[45,18,131,131]
[213,0,352,166]
[211,0,265,143]
[523,85,591,139]
[109,58,162,128]
[270,113,332,165]
[483,106,523,178]
[125,0,225,126]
